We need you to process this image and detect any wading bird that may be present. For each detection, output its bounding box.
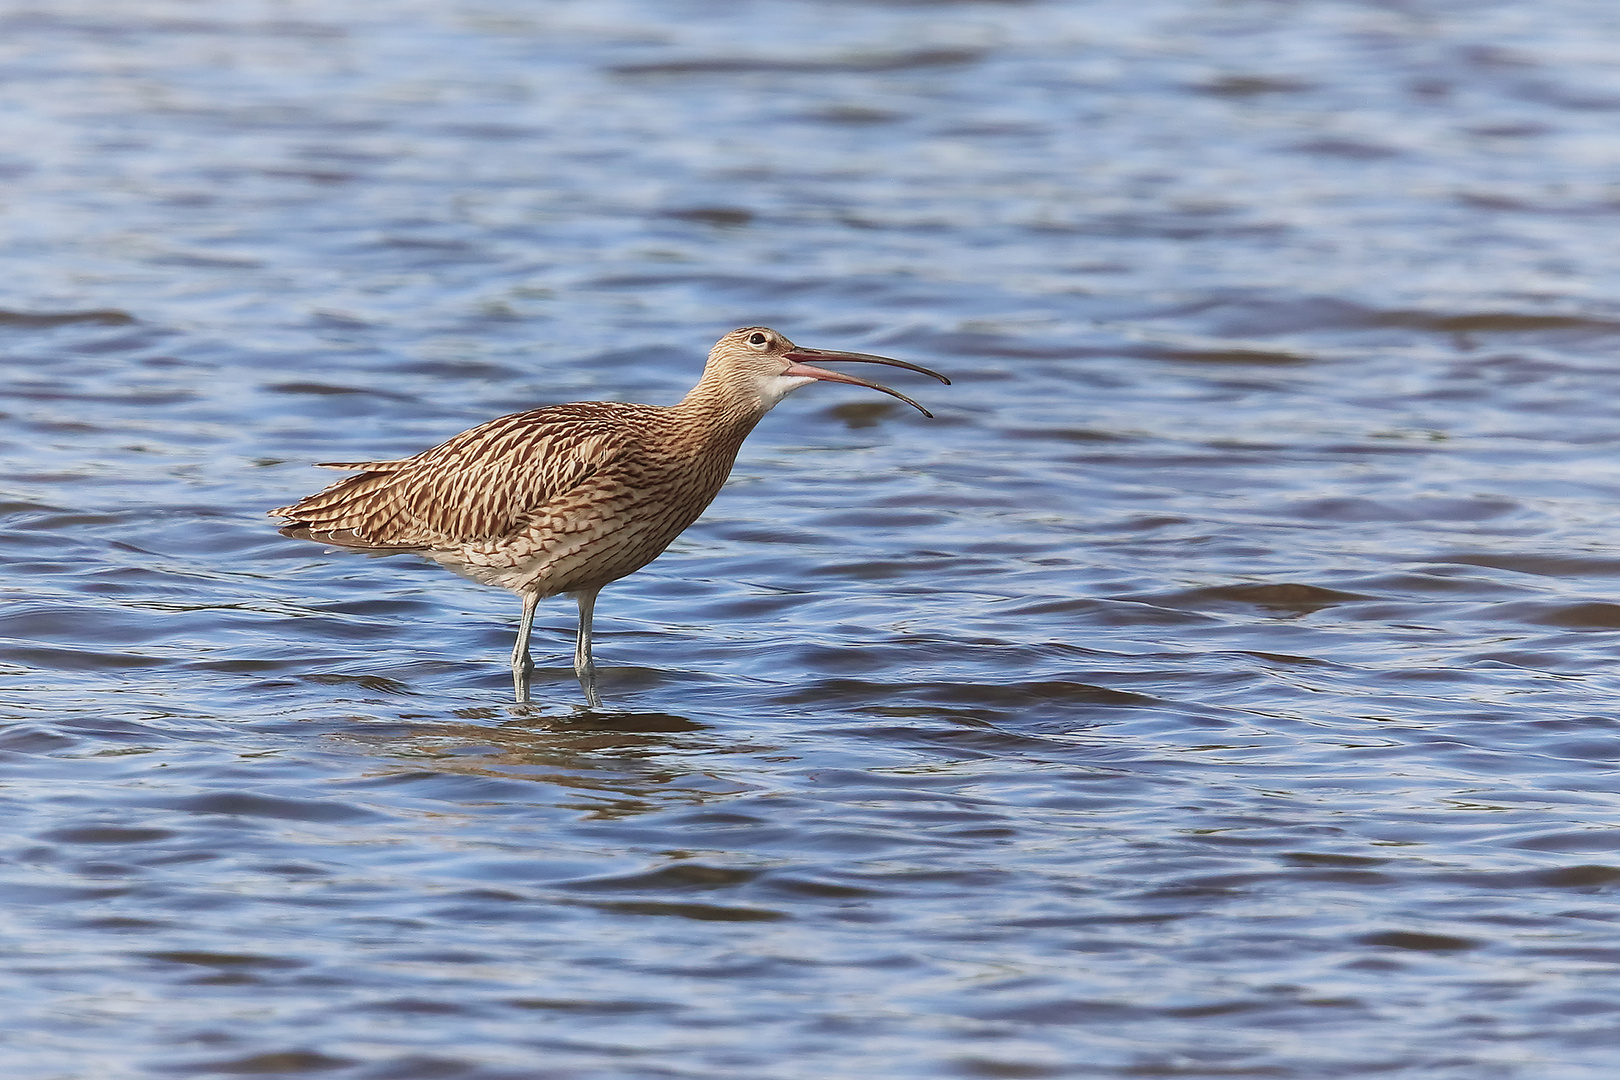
[271,327,948,707]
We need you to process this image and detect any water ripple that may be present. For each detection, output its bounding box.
[5,0,1620,1077]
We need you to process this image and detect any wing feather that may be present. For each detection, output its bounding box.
[270,403,637,550]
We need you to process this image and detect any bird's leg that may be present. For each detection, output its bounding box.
[573,587,603,709]
[511,591,540,704]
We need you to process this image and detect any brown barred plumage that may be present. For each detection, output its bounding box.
[271,326,948,707]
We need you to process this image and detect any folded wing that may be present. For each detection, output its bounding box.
[270,403,634,551]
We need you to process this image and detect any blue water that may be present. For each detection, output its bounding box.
[5,1,1620,1076]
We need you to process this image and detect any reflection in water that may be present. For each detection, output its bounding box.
[339,709,749,820]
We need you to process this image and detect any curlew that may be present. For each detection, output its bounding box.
[271,327,948,707]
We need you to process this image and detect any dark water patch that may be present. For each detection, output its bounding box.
[576,899,787,922]
[561,863,762,892]
[147,250,266,269]
[434,121,548,141]
[1490,601,1620,630]
[0,644,174,671]
[42,825,176,844]
[266,382,416,400]
[805,510,952,532]
[1003,597,1221,627]
[161,1049,358,1074]
[611,47,986,76]
[1442,864,1620,890]
[1150,346,1310,366]
[8,508,146,532]
[1002,425,1133,443]
[843,722,1129,760]
[0,11,346,39]
[74,916,174,931]
[302,598,439,620]
[0,498,71,519]
[825,400,903,428]
[1067,213,1289,242]
[1156,295,1618,355]
[1467,119,1552,137]
[1357,931,1481,952]
[370,237,479,254]
[1289,139,1401,160]
[1515,80,1620,112]
[1239,650,1330,666]
[928,680,1158,709]
[0,602,211,645]
[1281,496,1519,523]
[1371,310,1620,336]
[142,951,308,970]
[164,792,385,823]
[972,997,1152,1025]
[350,997,475,1015]
[1192,74,1316,97]
[776,678,1157,713]
[1283,852,1391,868]
[390,358,526,381]
[5,388,195,409]
[257,168,355,186]
[1146,583,1373,614]
[661,206,755,227]
[541,710,708,734]
[1455,189,1536,212]
[894,330,1127,361]
[1434,553,1620,578]
[0,308,134,327]
[1509,831,1620,853]
[802,103,907,125]
[855,0,1033,6]
[1350,569,1540,598]
[504,996,676,1014]
[1452,187,1620,215]
[1535,864,1620,887]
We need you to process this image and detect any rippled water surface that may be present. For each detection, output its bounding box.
[8,1,1620,1076]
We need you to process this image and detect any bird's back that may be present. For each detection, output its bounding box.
[272,398,755,596]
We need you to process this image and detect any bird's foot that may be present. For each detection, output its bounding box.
[512,663,534,705]
[576,663,602,710]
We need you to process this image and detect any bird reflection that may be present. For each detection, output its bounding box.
[333,707,765,821]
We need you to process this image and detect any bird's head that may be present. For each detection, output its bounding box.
[705,326,949,417]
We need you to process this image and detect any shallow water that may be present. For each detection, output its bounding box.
[6,0,1620,1076]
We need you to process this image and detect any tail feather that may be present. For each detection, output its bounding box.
[271,465,432,550]
[277,523,427,552]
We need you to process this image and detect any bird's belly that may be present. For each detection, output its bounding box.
[430,483,714,597]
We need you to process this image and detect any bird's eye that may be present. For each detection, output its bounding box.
[748,332,768,346]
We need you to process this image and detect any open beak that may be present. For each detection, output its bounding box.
[781,347,950,418]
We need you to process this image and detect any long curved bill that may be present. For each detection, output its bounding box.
[782,347,950,419]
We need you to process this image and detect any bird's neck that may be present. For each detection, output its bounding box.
[672,372,770,446]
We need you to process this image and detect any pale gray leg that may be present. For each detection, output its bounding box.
[511,591,540,703]
[573,587,602,709]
